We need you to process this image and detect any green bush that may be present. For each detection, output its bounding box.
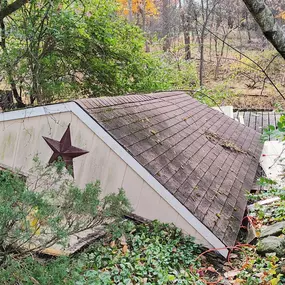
[1,0,194,105]
[193,85,236,107]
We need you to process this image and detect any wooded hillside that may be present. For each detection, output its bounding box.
[0,0,284,110]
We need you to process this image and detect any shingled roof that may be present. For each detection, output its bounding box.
[76,91,263,247]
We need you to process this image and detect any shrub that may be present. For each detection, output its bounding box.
[193,84,236,107]
[0,158,131,264]
[229,50,284,90]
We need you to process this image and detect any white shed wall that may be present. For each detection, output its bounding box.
[0,111,212,248]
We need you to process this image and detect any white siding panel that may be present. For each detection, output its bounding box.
[100,151,127,195]
[121,167,211,248]
[51,112,76,140]
[13,117,39,171]
[0,120,21,168]
[122,166,144,209]
[155,198,179,224]
[76,135,111,188]
[0,106,226,256]
[135,182,161,220]
[13,112,74,172]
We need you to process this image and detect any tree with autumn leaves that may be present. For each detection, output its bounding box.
[117,0,161,51]
[117,0,158,27]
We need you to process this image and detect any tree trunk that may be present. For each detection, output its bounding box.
[128,0,133,22]
[209,32,212,62]
[242,0,285,59]
[184,32,191,60]
[0,90,12,110]
[199,28,205,87]
[178,0,191,60]
[245,12,252,43]
[10,80,24,107]
[0,4,25,108]
[162,0,171,52]
[163,38,171,52]
[141,0,146,32]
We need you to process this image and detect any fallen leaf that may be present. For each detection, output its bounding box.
[271,278,280,285]
[223,266,232,272]
[276,11,285,20]
[233,278,244,284]
[255,272,264,278]
[206,266,217,273]
[122,244,128,254]
[268,269,276,275]
[224,269,240,279]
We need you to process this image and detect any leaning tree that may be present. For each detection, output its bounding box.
[242,0,285,60]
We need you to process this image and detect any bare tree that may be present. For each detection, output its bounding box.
[193,0,220,86]
[178,0,192,60]
[242,0,285,59]
[213,0,239,79]
[162,0,171,52]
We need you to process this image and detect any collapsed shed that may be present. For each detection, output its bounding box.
[0,91,263,257]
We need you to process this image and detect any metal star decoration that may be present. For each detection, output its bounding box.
[43,124,88,176]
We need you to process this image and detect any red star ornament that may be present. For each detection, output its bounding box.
[43,124,88,176]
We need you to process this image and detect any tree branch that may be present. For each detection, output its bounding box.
[0,0,28,21]
[195,19,285,101]
[242,0,285,60]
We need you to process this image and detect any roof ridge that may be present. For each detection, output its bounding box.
[75,91,186,109]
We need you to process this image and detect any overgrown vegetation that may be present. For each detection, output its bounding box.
[0,158,130,264]
[2,0,285,284]
[232,178,285,285]
[224,114,285,285]
[0,0,204,108]
[0,0,179,106]
[0,220,205,284]
[235,252,284,284]
[1,0,285,110]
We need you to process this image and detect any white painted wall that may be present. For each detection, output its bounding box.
[212,106,234,119]
[260,141,284,184]
[0,110,212,248]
